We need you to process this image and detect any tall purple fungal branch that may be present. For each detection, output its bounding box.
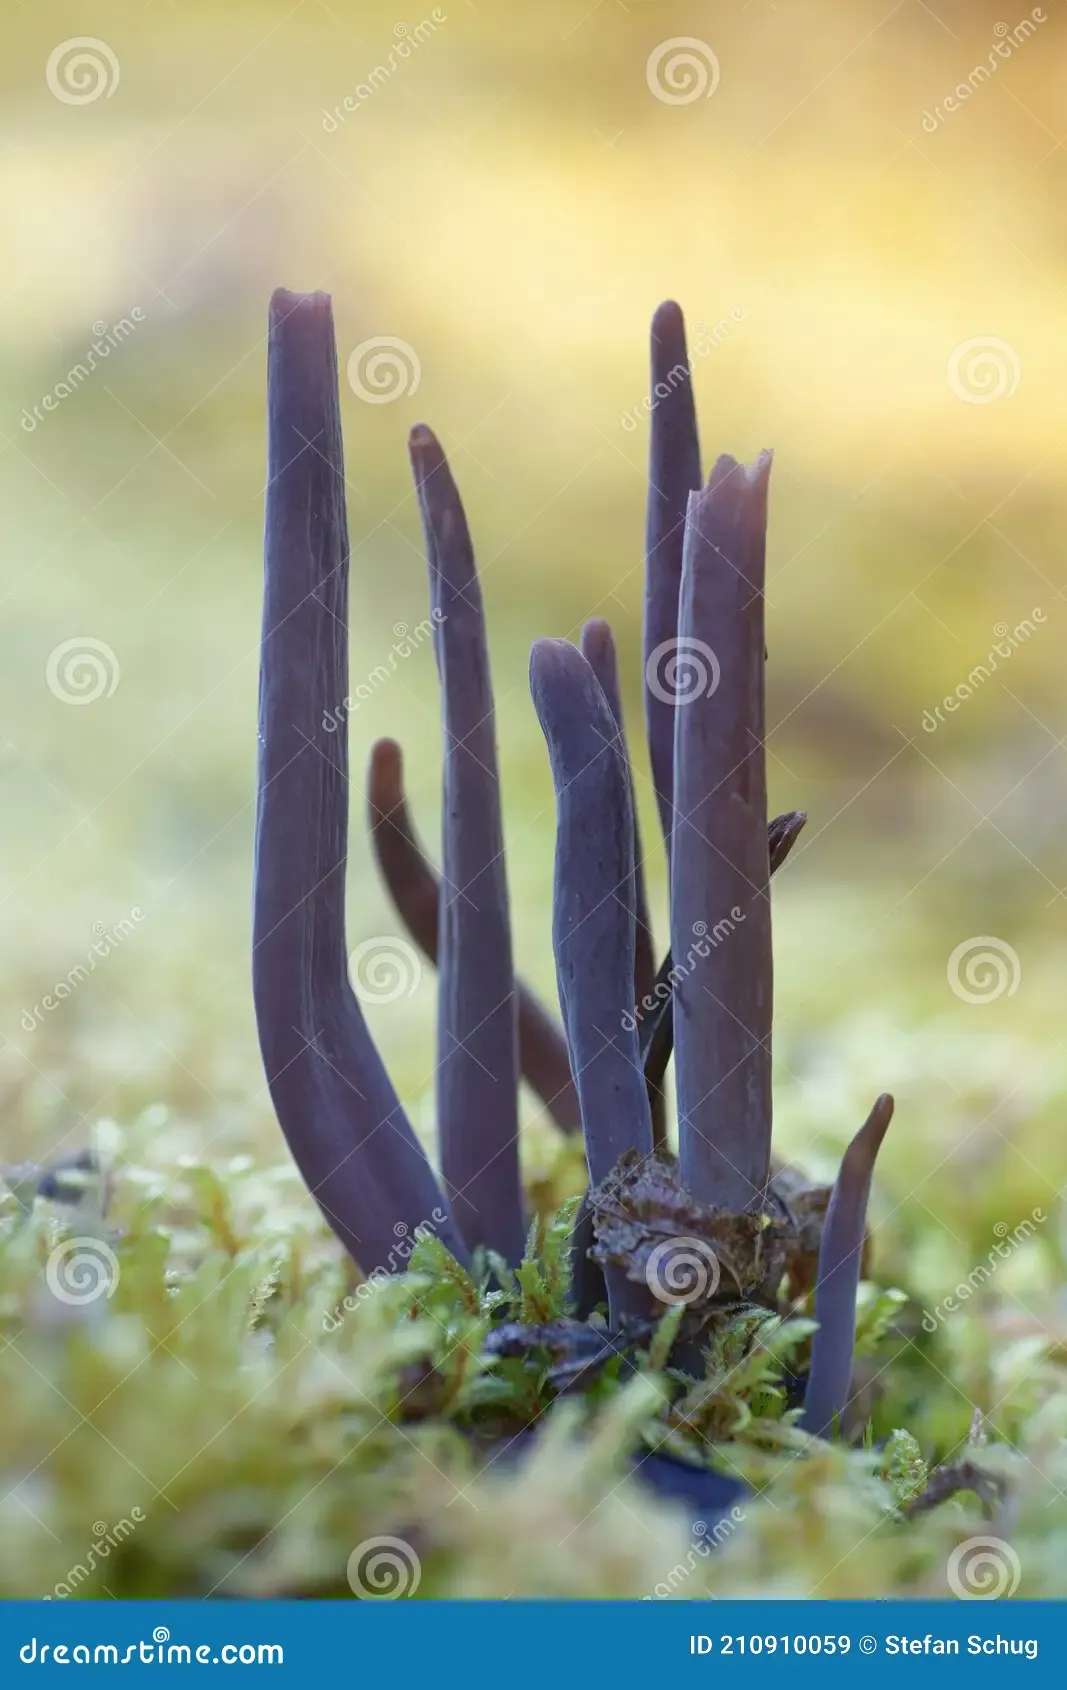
[578,618,663,1145]
[253,290,465,1269]
[644,300,702,848]
[671,453,774,1215]
[251,284,897,1459]
[366,737,581,1134]
[530,637,654,1325]
[409,425,525,1265]
[801,1094,895,1438]
[530,639,653,1183]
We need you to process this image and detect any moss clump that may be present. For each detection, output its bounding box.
[2,1126,1064,1599]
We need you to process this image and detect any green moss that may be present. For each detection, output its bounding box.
[2,1131,1064,1599]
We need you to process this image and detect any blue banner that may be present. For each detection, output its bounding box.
[2,1601,1063,1682]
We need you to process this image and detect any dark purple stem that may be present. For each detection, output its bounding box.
[366,736,581,1134]
[641,809,806,1096]
[579,618,665,1149]
[409,426,525,1264]
[672,453,774,1213]
[253,290,464,1269]
[801,1094,895,1439]
[529,638,653,1180]
[644,301,702,848]
[530,638,654,1326]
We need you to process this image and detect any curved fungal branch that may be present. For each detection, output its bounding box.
[644,300,702,849]
[579,618,663,1147]
[672,453,775,1214]
[642,809,807,1097]
[529,638,654,1186]
[409,425,525,1264]
[366,737,581,1135]
[801,1093,895,1439]
[768,808,809,876]
[253,289,465,1269]
[531,638,654,1327]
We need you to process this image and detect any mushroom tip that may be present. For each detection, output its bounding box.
[852,1092,895,1160]
[369,737,403,778]
[651,299,685,335]
[579,617,614,658]
[269,287,333,323]
[751,447,775,485]
[529,635,581,695]
[688,449,773,511]
[700,453,744,496]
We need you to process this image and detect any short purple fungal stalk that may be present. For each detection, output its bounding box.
[253,288,896,1492]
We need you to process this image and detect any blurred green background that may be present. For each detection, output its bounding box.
[2,0,1066,1346]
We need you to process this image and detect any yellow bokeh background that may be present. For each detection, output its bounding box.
[1,0,1065,1240]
